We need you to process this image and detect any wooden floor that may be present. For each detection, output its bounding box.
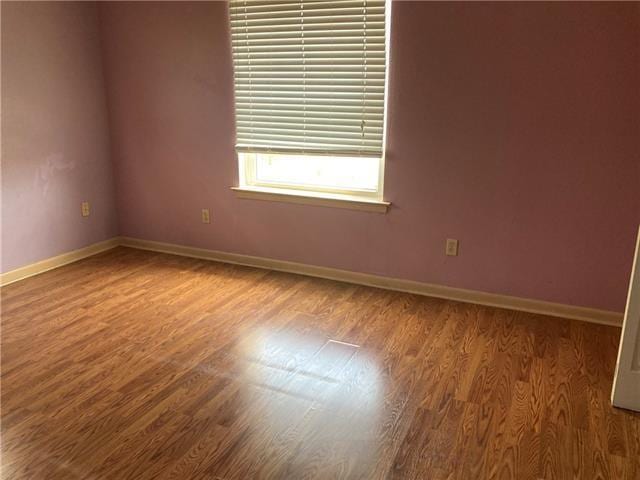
[1,247,639,479]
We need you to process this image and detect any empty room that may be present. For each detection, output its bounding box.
[1,1,639,479]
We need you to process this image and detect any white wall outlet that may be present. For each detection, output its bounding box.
[201,208,211,224]
[81,201,90,217]
[446,238,458,256]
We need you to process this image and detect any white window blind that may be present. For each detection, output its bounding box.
[229,0,387,158]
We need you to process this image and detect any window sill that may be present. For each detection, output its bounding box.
[231,186,390,213]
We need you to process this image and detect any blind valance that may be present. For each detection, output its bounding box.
[229,0,387,157]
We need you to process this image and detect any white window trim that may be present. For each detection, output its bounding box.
[231,185,390,213]
[230,0,392,213]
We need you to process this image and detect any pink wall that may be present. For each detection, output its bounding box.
[1,1,117,272]
[5,3,637,314]
[99,1,640,313]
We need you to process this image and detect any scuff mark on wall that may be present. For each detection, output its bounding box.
[34,153,76,196]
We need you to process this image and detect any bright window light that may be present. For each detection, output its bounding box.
[239,153,383,198]
[256,154,379,192]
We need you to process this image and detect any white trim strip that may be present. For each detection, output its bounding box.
[1,235,623,327]
[611,226,640,411]
[0,238,120,286]
[328,339,361,348]
[119,237,623,327]
[231,186,390,213]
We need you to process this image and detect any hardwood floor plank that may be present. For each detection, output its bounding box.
[1,247,636,479]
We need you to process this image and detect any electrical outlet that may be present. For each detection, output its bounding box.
[446,238,458,256]
[81,201,90,217]
[201,208,211,224]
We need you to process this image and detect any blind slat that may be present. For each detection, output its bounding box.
[235,78,385,86]
[237,103,384,112]
[233,45,385,55]
[230,11,384,25]
[236,112,384,122]
[235,39,385,45]
[230,0,384,13]
[230,0,387,157]
[235,90,385,98]
[232,57,385,65]
[229,6,384,19]
[237,125,384,136]
[237,120,383,130]
[231,28,385,39]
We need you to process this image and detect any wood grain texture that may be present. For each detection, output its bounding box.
[1,247,638,479]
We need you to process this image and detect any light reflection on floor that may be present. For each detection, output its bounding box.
[233,326,384,473]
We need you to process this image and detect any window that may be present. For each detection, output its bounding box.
[229,0,389,209]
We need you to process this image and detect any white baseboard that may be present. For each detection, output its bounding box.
[0,238,120,286]
[119,236,623,327]
[1,235,623,327]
